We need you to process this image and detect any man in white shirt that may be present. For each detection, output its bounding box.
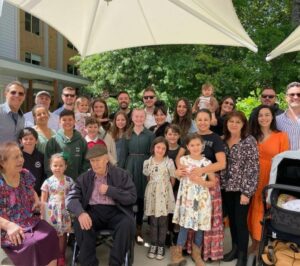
[24,90,59,131]
[276,82,300,150]
[143,86,171,128]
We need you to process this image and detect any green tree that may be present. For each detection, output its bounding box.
[74,0,299,109]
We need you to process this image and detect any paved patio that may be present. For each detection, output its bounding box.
[0,227,239,266]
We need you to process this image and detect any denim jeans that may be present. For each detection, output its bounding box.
[177,227,203,247]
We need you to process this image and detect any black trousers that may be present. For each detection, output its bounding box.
[74,205,135,266]
[224,191,250,254]
[136,197,144,226]
[149,216,168,246]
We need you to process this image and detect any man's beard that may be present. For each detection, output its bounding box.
[120,103,128,110]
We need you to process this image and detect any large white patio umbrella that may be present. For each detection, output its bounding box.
[266,25,300,61]
[6,0,257,57]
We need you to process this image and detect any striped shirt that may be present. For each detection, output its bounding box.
[276,111,300,150]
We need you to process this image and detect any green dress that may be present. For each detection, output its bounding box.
[119,128,154,199]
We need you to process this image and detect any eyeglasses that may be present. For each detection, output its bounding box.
[143,96,155,100]
[10,91,25,96]
[63,93,76,98]
[224,101,234,106]
[287,93,300,98]
[261,95,275,99]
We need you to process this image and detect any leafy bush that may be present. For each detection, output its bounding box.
[236,89,287,118]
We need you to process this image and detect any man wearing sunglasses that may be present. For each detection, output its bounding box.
[0,81,26,142]
[53,86,77,116]
[276,82,300,150]
[249,87,283,125]
[143,86,171,128]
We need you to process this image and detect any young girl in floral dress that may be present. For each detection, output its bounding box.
[143,137,176,260]
[41,153,74,266]
[169,133,216,266]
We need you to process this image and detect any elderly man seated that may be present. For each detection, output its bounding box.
[66,144,137,266]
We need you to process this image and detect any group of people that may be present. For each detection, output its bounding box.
[0,80,299,266]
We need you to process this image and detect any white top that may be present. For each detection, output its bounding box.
[24,111,60,131]
[144,108,172,129]
[276,111,300,150]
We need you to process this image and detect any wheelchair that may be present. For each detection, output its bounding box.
[71,205,137,266]
[71,228,134,266]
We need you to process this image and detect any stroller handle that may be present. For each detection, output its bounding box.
[262,184,300,211]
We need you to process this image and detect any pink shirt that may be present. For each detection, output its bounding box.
[89,174,115,205]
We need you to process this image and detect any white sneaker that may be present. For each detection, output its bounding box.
[147,245,157,259]
[156,246,165,260]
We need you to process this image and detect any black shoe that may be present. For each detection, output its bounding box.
[223,245,238,262]
[236,252,247,266]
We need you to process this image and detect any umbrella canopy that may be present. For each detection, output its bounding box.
[6,0,257,57]
[266,25,300,61]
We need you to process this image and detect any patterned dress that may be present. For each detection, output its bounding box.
[173,156,212,231]
[143,156,176,217]
[41,175,74,235]
[0,169,40,247]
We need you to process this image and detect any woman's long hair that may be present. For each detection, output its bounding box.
[250,105,279,142]
[172,98,192,136]
[217,96,236,116]
[90,98,111,131]
[223,110,249,141]
[126,108,145,139]
[111,111,130,140]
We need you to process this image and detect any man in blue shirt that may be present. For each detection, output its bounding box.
[0,81,26,142]
[53,86,77,116]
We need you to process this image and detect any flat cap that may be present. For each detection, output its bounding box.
[86,144,108,160]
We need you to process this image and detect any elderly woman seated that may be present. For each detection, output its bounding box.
[0,141,59,266]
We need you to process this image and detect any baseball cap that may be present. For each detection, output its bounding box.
[36,91,51,98]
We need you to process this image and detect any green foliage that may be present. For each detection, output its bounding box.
[236,89,261,118]
[236,89,288,118]
[74,0,299,108]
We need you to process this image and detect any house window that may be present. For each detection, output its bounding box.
[25,52,42,65]
[67,64,79,75]
[25,12,40,35]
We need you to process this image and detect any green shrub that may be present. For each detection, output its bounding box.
[236,90,287,118]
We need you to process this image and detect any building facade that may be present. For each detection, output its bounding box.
[0,1,88,110]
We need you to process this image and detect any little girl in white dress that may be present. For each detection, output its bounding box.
[169,133,216,266]
[143,137,176,260]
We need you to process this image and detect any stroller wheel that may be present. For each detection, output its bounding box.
[247,253,256,266]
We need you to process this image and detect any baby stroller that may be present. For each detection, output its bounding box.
[247,150,300,266]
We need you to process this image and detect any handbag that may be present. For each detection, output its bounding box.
[261,240,300,266]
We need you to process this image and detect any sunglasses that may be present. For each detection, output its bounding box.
[287,93,300,98]
[143,96,155,100]
[63,93,76,98]
[261,95,275,99]
[10,91,25,96]
[224,101,234,106]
